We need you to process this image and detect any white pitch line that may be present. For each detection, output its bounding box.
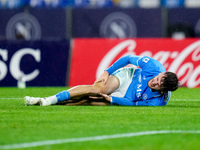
[171,99,200,101]
[0,98,21,100]
[0,130,200,149]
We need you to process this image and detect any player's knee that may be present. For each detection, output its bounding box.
[90,83,105,95]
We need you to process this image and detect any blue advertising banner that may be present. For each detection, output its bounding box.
[168,8,200,37]
[73,8,162,38]
[0,40,70,86]
[0,8,67,40]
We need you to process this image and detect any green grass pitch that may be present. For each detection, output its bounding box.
[0,87,200,150]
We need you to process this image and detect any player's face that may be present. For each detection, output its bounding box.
[148,72,166,91]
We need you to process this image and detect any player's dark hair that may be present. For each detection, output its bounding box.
[162,72,179,93]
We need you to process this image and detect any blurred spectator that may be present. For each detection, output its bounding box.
[112,0,135,8]
[185,0,200,8]
[0,0,26,9]
[161,0,184,8]
[27,0,113,8]
[74,0,113,8]
[1,0,200,10]
[28,0,67,8]
[135,0,160,8]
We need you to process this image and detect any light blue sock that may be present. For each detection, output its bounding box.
[56,90,70,102]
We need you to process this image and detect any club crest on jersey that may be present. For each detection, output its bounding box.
[142,93,148,100]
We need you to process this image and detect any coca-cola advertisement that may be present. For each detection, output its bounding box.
[69,38,200,88]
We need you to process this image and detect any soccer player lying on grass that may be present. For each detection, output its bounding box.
[25,55,179,106]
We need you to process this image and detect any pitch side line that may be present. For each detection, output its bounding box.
[0,130,200,149]
[1,98,200,101]
[0,98,21,100]
[171,99,200,101]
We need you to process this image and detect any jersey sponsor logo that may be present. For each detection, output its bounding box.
[100,12,137,38]
[136,84,142,99]
[138,75,141,83]
[6,13,41,40]
[136,92,141,99]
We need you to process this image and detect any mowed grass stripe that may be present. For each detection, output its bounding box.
[0,130,200,149]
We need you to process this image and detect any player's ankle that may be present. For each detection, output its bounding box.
[56,90,70,102]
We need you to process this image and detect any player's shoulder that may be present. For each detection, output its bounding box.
[138,56,157,65]
[139,56,166,72]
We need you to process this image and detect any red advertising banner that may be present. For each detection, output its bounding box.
[69,38,200,88]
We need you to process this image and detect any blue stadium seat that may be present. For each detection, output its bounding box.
[0,0,25,9]
[161,0,185,8]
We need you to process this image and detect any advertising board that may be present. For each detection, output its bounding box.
[0,40,70,86]
[70,38,200,88]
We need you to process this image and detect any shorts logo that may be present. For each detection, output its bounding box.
[6,13,41,40]
[100,12,137,38]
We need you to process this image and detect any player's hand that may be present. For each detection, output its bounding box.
[95,71,109,85]
[89,96,104,99]
[99,93,111,102]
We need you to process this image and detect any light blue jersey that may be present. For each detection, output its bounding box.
[106,55,171,106]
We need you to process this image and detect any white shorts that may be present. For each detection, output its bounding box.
[111,67,136,97]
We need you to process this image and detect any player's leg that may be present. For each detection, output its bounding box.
[24,96,41,106]
[67,75,120,97]
[53,75,119,105]
[25,75,120,106]
[60,75,119,106]
[24,85,95,106]
[54,67,134,105]
[57,97,111,106]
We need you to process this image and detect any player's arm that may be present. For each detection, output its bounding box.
[106,55,141,75]
[99,93,136,105]
[100,93,163,106]
[111,96,162,106]
[95,55,141,84]
[95,70,109,84]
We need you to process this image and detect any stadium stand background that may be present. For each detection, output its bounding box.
[0,0,200,39]
[1,0,200,87]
